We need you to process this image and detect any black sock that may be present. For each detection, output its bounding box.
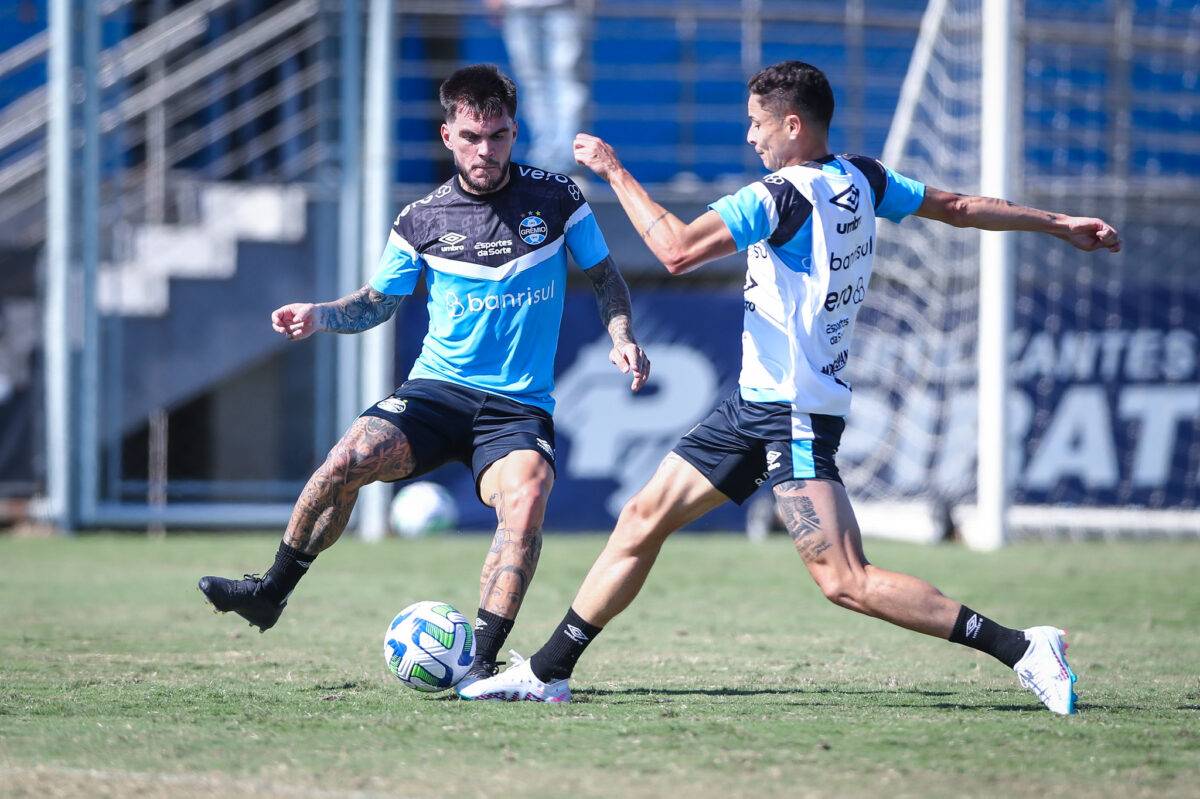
[949,605,1030,668]
[259,542,315,604]
[473,608,515,666]
[529,607,603,683]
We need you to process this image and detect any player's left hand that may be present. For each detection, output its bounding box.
[574,134,623,182]
[1060,217,1121,253]
[610,341,650,392]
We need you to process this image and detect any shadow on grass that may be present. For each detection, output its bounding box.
[570,686,1084,713]
[574,686,957,698]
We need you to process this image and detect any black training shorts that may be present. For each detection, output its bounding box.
[360,378,555,503]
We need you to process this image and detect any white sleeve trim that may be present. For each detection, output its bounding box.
[563,202,594,233]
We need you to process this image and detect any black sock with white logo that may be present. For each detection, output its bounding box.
[949,605,1030,668]
[473,608,515,668]
[530,607,603,683]
[259,541,315,604]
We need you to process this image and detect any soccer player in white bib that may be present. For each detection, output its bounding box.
[460,60,1121,713]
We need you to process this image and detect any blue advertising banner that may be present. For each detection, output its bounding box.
[395,283,1199,530]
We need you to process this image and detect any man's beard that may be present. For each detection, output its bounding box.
[457,157,509,193]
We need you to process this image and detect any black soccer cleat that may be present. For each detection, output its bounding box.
[197,574,286,633]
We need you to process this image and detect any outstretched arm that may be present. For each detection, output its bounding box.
[574,134,737,274]
[583,256,650,391]
[915,187,1121,253]
[271,285,403,341]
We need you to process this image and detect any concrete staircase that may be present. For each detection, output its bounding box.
[93,182,318,435]
[98,183,307,316]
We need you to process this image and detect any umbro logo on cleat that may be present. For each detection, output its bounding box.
[564,624,589,643]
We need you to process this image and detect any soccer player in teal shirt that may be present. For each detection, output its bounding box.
[199,65,649,690]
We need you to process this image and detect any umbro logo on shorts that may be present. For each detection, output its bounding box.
[536,437,554,458]
[377,397,408,414]
[767,450,782,471]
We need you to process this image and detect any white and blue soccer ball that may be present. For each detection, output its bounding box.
[383,600,475,693]
[389,481,458,538]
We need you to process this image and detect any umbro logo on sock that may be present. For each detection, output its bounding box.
[965,613,981,639]
[475,618,488,630]
[564,624,589,643]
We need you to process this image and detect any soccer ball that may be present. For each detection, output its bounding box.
[389,481,458,537]
[383,600,475,692]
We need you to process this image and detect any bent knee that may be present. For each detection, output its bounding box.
[319,441,388,491]
[611,494,672,552]
[500,471,554,523]
[813,571,867,609]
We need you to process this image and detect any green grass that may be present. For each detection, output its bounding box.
[2,534,1198,798]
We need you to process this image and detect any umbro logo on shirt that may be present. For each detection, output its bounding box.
[438,232,467,253]
[830,184,860,214]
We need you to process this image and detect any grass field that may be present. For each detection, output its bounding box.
[2,533,1198,798]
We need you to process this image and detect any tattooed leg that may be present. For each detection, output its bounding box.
[283,416,416,555]
[773,479,960,638]
[476,450,554,619]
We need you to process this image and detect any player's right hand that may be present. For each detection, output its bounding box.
[610,341,651,392]
[271,302,322,341]
[574,133,623,182]
[1060,217,1122,253]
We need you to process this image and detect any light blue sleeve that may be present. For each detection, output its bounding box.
[565,209,611,270]
[708,183,776,252]
[368,232,423,296]
[876,168,926,222]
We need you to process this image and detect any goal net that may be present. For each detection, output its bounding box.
[844,0,1200,542]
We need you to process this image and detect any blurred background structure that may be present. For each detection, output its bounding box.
[1,0,1197,541]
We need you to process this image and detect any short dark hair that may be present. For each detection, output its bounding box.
[439,63,517,122]
[748,60,834,130]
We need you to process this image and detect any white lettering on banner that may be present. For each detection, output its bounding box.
[1024,386,1119,489]
[843,381,1199,495]
[1012,329,1198,383]
[556,339,718,516]
[1118,387,1200,486]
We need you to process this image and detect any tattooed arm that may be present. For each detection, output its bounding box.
[584,256,651,391]
[916,187,1121,252]
[271,285,402,341]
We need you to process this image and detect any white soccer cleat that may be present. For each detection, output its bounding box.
[456,651,572,702]
[1013,626,1078,715]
